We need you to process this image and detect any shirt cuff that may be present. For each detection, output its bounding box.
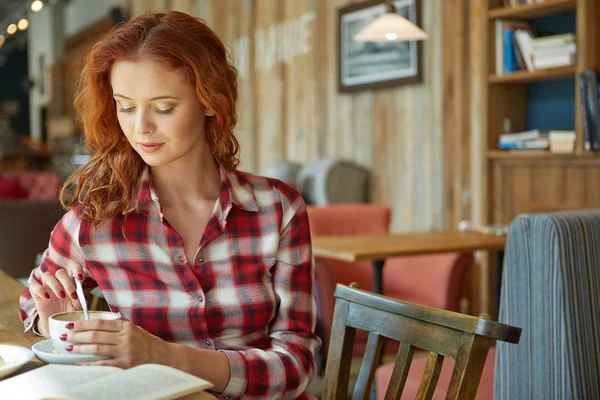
[23,311,41,335]
[31,314,45,337]
[218,349,247,398]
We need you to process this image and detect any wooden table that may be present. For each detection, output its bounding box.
[0,268,44,378]
[312,230,507,315]
[0,269,217,399]
[0,269,43,349]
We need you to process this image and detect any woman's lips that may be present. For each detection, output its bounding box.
[138,143,164,153]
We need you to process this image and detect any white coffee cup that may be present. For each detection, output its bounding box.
[48,311,121,356]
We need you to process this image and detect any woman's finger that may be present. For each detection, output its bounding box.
[41,271,66,299]
[66,260,86,282]
[55,269,78,300]
[70,318,123,333]
[64,331,118,346]
[68,343,117,357]
[29,280,50,300]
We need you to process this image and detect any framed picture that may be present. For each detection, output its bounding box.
[338,0,423,92]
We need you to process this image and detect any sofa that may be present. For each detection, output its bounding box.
[495,209,600,399]
[0,170,65,279]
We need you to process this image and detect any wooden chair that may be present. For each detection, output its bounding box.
[322,284,521,400]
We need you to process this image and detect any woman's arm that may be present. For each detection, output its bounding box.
[19,209,92,336]
[212,185,321,398]
[165,343,231,393]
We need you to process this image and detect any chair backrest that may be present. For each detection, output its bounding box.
[495,209,600,400]
[307,203,390,291]
[383,252,473,311]
[296,157,370,205]
[323,284,521,400]
[259,159,303,187]
[1,170,62,201]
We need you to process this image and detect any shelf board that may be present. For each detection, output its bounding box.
[488,0,576,20]
[487,150,600,160]
[488,66,576,84]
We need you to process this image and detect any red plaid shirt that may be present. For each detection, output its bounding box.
[20,165,320,399]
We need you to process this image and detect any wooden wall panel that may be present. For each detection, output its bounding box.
[126,0,451,234]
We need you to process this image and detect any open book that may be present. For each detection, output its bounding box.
[0,363,213,400]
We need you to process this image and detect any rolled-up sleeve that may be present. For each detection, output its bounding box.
[219,189,321,399]
[19,209,89,333]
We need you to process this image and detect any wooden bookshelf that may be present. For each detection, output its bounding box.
[487,150,600,161]
[472,0,600,229]
[488,0,576,20]
[488,65,576,84]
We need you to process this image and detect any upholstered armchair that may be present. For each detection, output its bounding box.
[296,157,370,205]
[495,210,600,399]
[0,170,64,279]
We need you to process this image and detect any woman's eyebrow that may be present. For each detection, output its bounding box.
[113,94,179,100]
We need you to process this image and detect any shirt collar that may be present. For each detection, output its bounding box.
[123,164,258,215]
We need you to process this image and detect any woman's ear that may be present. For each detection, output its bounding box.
[205,107,216,117]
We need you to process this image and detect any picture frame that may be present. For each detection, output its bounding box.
[338,0,423,92]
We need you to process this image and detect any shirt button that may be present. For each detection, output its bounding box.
[178,255,184,263]
[197,257,203,263]
[205,340,211,346]
[198,296,203,303]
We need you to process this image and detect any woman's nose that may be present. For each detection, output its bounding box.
[134,112,155,135]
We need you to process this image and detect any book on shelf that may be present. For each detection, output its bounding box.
[496,21,576,74]
[580,68,600,151]
[498,129,548,142]
[497,129,577,152]
[497,138,549,150]
[0,363,213,400]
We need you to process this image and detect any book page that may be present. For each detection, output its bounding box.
[0,364,120,400]
[64,364,213,400]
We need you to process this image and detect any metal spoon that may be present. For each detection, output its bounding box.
[74,277,90,320]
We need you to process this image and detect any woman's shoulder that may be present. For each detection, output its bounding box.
[54,204,86,231]
[235,169,304,206]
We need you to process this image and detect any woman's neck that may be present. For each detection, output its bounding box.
[150,153,221,208]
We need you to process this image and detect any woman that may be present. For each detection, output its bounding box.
[19,10,320,399]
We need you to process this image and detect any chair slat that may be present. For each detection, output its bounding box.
[415,352,444,400]
[384,342,415,400]
[352,332,384,400]
[446,336,493,400]
[323,299,357,400]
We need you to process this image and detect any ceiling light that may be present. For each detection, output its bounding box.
[6,24,17,35]
[354,0,427,42]
[18,19,29,31]
[31,1,44,13]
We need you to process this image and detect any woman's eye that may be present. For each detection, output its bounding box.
[118,107,135,114]
[155,108,174,115]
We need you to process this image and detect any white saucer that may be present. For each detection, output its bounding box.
[31,339,111,365]
[0,344,35,379]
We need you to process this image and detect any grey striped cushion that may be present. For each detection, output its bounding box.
[494,210,600,400]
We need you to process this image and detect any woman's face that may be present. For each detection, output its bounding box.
[110,58,215,168]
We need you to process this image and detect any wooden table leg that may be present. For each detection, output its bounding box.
[371,259,385,295]
[494,250,505,320]
[371,259,385,366]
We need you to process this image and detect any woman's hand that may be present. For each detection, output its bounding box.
[61,315,172,369]
[29,260,87,336]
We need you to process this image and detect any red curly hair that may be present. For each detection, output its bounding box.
[60,11,239,223]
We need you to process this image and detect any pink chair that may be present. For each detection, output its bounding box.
[308,204,391,358]
[383,252,473,311]
[374,347,497,400]
[1,170,62,200]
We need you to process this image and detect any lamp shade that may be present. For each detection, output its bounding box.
[354,12,427,42]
